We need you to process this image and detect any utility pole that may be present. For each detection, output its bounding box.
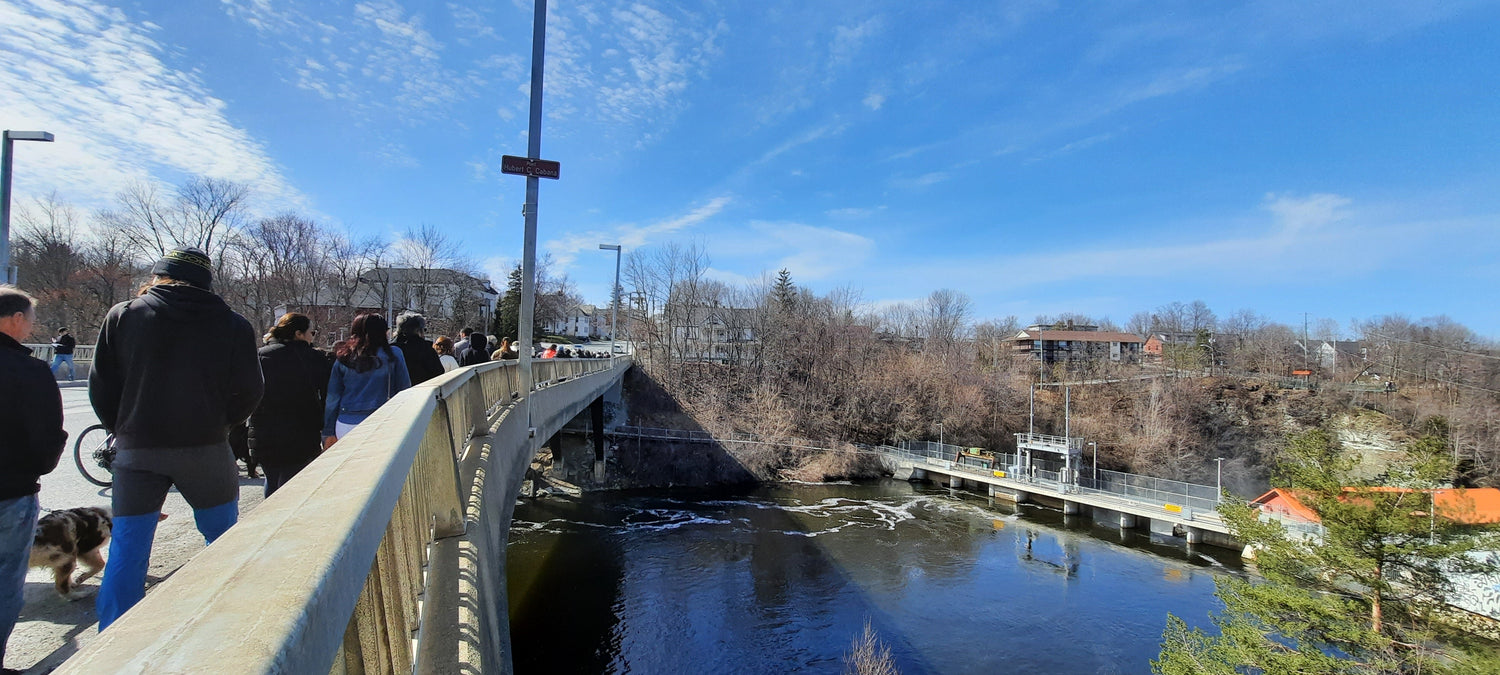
[1215,457,1225,503]
[517,0,548,395]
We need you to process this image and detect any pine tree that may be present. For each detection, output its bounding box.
[771,268,796,310]
[491,264,523,342]
[1154,424,1500,674]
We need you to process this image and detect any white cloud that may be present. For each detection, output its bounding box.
[748,221,875,281]
[830,16,883,68]
[542,195,732,266]
[891,171,950,190]
[0,0,303,211]
[862,92,886,110]
[826,206,884,220]
[540,1,725,143]
[900,192,1479,291]
[222,0,478,124]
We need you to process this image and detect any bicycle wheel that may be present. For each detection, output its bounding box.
[74,423,114,488]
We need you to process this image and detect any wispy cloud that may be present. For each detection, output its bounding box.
[830,16,883,69]
[903,192,1477,290]
[222,0,478,124]
[541,1,725,144]
[754,221,875,280]
[890,171,951,190]
[0,0,303,211]
[826,206,885,220]
[543,195,733,266]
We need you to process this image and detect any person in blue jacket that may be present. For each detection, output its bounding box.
[323,313,411,449]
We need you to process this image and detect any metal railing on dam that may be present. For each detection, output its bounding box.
[56,356,631,675]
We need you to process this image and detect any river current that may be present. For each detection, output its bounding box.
[506,480,1239,674]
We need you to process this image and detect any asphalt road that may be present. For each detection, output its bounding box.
[6,386,266,674]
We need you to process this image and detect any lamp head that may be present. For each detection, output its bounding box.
[598,244,620,251]
[4,131,54,142]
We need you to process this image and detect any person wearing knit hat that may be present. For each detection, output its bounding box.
[150,246,214,290]
[89,244,262,630]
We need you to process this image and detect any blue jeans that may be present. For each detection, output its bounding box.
[50,353,74,380]
[0,494,40,666]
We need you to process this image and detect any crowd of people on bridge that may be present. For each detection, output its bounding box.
[0,245,621,669]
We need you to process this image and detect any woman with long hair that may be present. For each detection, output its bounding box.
[249,313,330,497]
[322,313,411,448]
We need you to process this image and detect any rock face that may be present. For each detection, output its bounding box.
[1330,409,1408,480]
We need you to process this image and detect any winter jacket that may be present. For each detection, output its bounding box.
[51,333,76,355]
[455,334,490,367]
[249,340,330,466]
[393,334,444,385]
[89,284,264,449]
[323,346,411,437]
[439,354,459,372]
[0,333,67,500]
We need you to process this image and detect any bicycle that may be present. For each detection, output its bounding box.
[74,423,116,488]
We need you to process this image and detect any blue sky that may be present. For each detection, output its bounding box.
[3,0,1498,336]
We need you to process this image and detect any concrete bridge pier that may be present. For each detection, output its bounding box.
[1184,527,1204,545]
[1119,513,1138,529]
[1012,490,1031,504]
[949,474,965,489]
[1062,500,1080,516]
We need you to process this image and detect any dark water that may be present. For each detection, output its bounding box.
[506,480,1240,674]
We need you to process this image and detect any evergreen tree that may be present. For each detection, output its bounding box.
[1154,424,1500,674]
[771,268,796,310]
[491,264,523,342]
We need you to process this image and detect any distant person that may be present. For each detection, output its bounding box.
[557,346,573,359]
[491,337,512,361]
[434,336,459,372]
[324,314,411,449]
[456,330,490,367]
[392,312,444,385]
[49,327,76,381]
[541,344,558,359]
[500,337,519,360]
[0,286,67,667]
[89,247,263,630]
[454,327,474,354]
[250,313,330,497]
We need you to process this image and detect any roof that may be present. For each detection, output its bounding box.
[1013,330,1144,344]
[1252,486,1500,525]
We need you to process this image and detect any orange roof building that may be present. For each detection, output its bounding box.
[1251,486,1500,525]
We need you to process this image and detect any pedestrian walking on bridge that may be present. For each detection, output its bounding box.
[89,247,264,630]
[49,327,75,381]
[250,313,330,498]
[323,313,411,449]
[0,287,67,673]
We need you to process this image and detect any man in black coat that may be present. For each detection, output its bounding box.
[49,326,76,381]
[392,312,444,385]
[0,287,67,668]
[250,313,331,497]
[455,330,491,367]
[89,247,263,630]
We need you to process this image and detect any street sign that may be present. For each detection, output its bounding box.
[501,155,560,179]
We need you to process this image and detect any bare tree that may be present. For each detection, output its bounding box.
[99,178,249,265]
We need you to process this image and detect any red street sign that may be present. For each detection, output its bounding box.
[501,155,560,179]
[1292,369,1313,376]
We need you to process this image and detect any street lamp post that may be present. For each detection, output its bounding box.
[1089,441,1098,482]
[599,244,620,356]
[938,421,944,448]
[1215,457,1226,503]
[1,130,56,285]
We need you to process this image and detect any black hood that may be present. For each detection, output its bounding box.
[138,284,229,322]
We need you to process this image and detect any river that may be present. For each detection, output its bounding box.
[506,479,1240,674]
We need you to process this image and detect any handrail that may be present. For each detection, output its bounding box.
[55,355,631,674]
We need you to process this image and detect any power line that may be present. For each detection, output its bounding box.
[1369,332,1500,362]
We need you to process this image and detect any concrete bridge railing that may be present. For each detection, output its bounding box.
[56,355,631,674]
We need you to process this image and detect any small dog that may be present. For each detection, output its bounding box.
[30,506,113,600]
[28,508,169,600]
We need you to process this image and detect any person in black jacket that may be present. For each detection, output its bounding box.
[49,326,76,381]
[249,313,330,498]
[392,312,444,385]
[0,286,67,668]
[455,330,491,367]
[89,247,263,630]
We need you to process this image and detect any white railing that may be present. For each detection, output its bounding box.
[55,356,630,674]
[24,343,96,362]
